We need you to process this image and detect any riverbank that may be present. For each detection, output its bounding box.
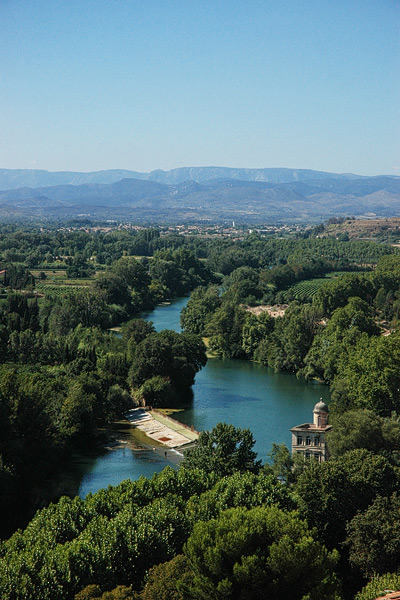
[54,296,329,500]
[125,408,199,449]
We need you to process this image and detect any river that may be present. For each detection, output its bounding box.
[73,297,330,498]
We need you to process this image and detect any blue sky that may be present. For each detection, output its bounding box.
[1,0,399,175]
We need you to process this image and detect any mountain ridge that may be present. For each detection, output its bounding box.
[0,166,372,190]
[1,174,400,223]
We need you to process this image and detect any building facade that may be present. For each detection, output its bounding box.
[290,400,332,462]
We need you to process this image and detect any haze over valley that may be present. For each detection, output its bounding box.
[1,166,399,223]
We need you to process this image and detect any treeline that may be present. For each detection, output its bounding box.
[0,223,394,272]
[0,226,173,267]
[1,248,213,328]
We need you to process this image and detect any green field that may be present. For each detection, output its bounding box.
[34,284,89,297]
[290,271,361,300]
[30,270,100,299]
[290,278,327,299]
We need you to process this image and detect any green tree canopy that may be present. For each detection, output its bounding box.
[354,573,400,600]
[302,297,379,382]
[346,492,400,577]
[112,257,150,293]
[128,330,206,394]
[205,302,247,359]
[181,505,340,600]
[295,449,399,550]
[331,331,400,415]
[180,285,221,335]
[326,409,400,462]
[181,423,261,477]
[139,555,192,600]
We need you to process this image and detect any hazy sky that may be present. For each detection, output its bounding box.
[1,0,399,175]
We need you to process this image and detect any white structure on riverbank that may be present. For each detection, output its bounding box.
[125,408,199,449]
[290,400,332,462]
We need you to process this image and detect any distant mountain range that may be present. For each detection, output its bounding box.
[0,167,399,223]
[0,166,365,189]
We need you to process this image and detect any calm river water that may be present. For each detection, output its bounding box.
[73,297,330,498]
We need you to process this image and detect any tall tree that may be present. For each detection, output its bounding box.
[181,423,261,477]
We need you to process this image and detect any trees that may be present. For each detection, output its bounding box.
[355,573,400,600]
[181,423,261,477]
[94,273,132,307]
[326,409,400,461]
[312,273,374,316]
[331,331,400,416]
[3,263,35,289]
[149,249,212,297]
[267,442,306,485]
[137,376,175,408]
[112,257,151,294]
[182,505,340,600]
[128,330,207,395]
[180,285,221,335]
[186,470,294,524]
[222,266,262,304]
[257,303,321,372]
[346,493,400,577]
[241,311,273,358]
[205,302,247,359]
[295,449,399,550]
[0,481,193,599]
[5,226,400,599]
[0,469,219,599]
[303,297,379,382]
[75,585,138,599]
[122,319,155,361]
[139,555,192,600]
[208,246,257,276]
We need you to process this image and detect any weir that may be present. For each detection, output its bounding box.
[125,408,199,449]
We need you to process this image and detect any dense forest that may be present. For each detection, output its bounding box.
[1,223,400,599]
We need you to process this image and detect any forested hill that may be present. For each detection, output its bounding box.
[0,171,400,223]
